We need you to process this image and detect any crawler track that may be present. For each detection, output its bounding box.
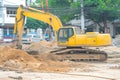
[49,48,107,62]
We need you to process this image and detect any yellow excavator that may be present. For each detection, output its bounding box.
[14,5,112,61]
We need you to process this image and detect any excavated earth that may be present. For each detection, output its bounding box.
[0,40,97,73]
[0,39,120,80]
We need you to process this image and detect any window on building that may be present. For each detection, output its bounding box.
[9,28,13,36]
[3,28,14,37]
[3,28,7,37]
[6,8,17,17]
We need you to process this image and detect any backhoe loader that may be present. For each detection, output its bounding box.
[14,5,112,61]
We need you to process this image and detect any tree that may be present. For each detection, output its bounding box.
[34,0,80,24]
[47,0,119,27]
[72,0,120,33]
[25,17,47,29]
[65,0,120,33]
[28,0,120,32]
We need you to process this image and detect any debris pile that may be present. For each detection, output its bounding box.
[0,46,40,71]
[0,45,70,72]
[24,40,57,54]
[0,40,95,72]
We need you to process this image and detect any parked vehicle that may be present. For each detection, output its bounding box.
[22,33,42,44]
[22,34,32,44]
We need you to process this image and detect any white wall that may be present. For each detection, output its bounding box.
[3,0,26,6]
[0,0,26,24]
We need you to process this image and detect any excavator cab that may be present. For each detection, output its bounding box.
[57,27,81,47]
[58,28,74,42]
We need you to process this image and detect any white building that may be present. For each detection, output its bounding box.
[0,0,26,42]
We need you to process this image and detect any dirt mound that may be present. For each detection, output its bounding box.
[0,46,70,72]
[0,46,41,71]
[0,46,37,63]
[24,40,57,54]
[0,41,92,72]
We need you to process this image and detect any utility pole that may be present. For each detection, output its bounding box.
[46,0,49,12]
[81,0,85,33]
[46,0,52,41]
[40,0,44,11]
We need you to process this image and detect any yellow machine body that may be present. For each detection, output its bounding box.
[58,27,111,47]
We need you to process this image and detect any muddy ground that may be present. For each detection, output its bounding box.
[0,40,120,80]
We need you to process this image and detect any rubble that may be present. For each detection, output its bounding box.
[23,40,57,54]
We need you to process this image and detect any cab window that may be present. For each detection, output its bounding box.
[58,28,74,42]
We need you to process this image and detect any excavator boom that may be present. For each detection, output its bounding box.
[14,5,62,48]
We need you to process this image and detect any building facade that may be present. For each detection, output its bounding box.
[0,0,26,42]
[67,18,116,37]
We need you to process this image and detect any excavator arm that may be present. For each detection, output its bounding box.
[14,5,63,49]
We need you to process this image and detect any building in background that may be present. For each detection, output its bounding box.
[0,0,3,41]
[0,0,26,42]
[67,18,115,37]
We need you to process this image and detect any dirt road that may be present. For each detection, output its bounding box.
[0,60,119,80]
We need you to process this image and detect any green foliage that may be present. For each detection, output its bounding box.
[25,17,47,29]
[70,1,80,8]
[84,0,120,25]
[27,0,120,29]
[49,0,70,8]
[34,0,74,23]
[48,0,72,23]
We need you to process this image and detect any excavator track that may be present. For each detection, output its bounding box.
[49,48,107,62]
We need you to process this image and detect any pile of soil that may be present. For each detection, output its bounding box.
[24,40,57,54]
[0,46,37,63]
[0,46,70,72]
[23,40,92,72]
[0,41,93,72]
[0,46,40,71]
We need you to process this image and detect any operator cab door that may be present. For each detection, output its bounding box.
[57,28,74,46]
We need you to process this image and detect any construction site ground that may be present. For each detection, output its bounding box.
[0,40,120,80]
